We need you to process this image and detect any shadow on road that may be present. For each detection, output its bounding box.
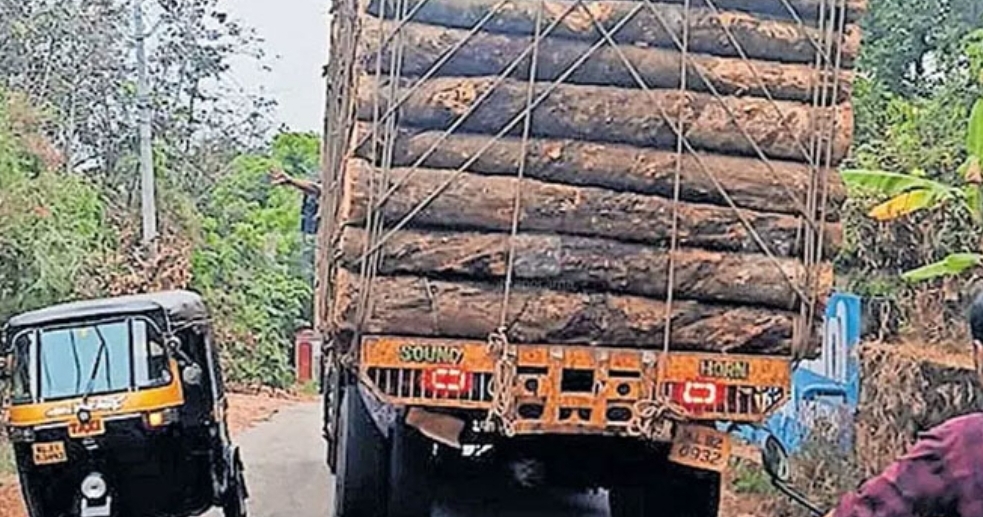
[434,478,609,517]
[223,402,611,517]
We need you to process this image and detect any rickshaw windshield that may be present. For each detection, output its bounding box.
[9,318,171,404]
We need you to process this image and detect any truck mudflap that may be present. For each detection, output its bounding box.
[357,335,790,438]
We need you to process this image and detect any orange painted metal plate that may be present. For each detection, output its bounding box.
[358,336,792,431]
[669,424,732,473]
[361,337,495,371]
[662,353,790,386]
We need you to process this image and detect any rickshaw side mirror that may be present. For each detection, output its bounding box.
[761,434,792,483]
[760,433,828,517]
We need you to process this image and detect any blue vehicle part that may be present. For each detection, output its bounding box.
[725,292,862,454]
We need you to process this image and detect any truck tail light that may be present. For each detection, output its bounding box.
[421,367,472,395]
[670,381,723,411]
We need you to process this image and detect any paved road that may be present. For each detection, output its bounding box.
[214,402,609,517]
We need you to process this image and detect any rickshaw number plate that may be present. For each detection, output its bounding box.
[68,418,106,438]
[668,424,731,473]
[32,442,67,466]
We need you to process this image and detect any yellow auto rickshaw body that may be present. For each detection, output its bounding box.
[6,357,184,430]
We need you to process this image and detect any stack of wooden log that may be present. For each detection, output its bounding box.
[329,0,866,355]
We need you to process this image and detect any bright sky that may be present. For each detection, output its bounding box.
[219,0,330,133]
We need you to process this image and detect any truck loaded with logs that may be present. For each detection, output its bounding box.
[315,0,867,515]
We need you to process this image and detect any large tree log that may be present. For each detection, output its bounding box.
[636,0,867,23]
[338,159,843,257]
[355,75,853,165]
[353,124,847,219]
[330,269,798,353]
[368,0,867,25]
[360,18,853,104]
[366,0,862,67]
[338,227,833,310]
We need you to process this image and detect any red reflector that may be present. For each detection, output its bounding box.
[421,367,473,395]
[670,381,723,412]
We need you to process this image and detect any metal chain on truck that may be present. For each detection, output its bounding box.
[483,1,544,440]
[627,396,689,442]
[484,327,518,437]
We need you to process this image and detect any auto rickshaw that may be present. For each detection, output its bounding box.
[0,290,248,517]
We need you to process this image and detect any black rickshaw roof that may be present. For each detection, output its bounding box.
[5,290,209,332]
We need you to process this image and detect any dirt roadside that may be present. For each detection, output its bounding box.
[0,392,304,517]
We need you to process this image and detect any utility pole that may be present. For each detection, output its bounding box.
[134,0,158,246]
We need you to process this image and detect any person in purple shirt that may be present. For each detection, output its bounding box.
[826,291,983,517]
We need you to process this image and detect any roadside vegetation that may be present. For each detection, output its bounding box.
[0,441,13,477]
[0,1,314,388]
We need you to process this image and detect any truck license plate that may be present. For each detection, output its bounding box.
[32,441,67,466]
[68,418,106,438]
[668,424,731,473]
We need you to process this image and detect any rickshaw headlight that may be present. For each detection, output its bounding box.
[144,407,179,429]
[81,472,107,500]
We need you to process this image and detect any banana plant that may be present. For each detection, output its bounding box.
[841,98,983,282]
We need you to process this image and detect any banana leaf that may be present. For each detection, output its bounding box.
[867,189,943,221]
[964,184,983,223]
[840,169,955,197]
[967,99,983,159]
[841,169,961,222]
[902,253,983,282]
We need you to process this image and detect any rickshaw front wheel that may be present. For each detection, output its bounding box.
[222,462,249,517]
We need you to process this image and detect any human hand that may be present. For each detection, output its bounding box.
[269,168,290,186]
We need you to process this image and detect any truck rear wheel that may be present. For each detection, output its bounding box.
[609,465,720,517]
[334,386,387,517]
[386,419,434,517]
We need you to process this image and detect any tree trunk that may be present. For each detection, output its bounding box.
[330,269,797,354]
[360,18,854,104]
[355,75,853,165]
[338,159,843,257]
[353,124,846,220]
[338,227,832,310]
[365,0,862,67]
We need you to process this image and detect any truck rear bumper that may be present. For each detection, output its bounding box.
[357,336,790,438]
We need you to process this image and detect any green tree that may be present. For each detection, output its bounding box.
[191,132,317,387]
[0,92,112,321]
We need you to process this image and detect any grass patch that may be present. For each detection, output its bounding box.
[729,458,776,495]
[296,380,320,397]
[0,439,14,477]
